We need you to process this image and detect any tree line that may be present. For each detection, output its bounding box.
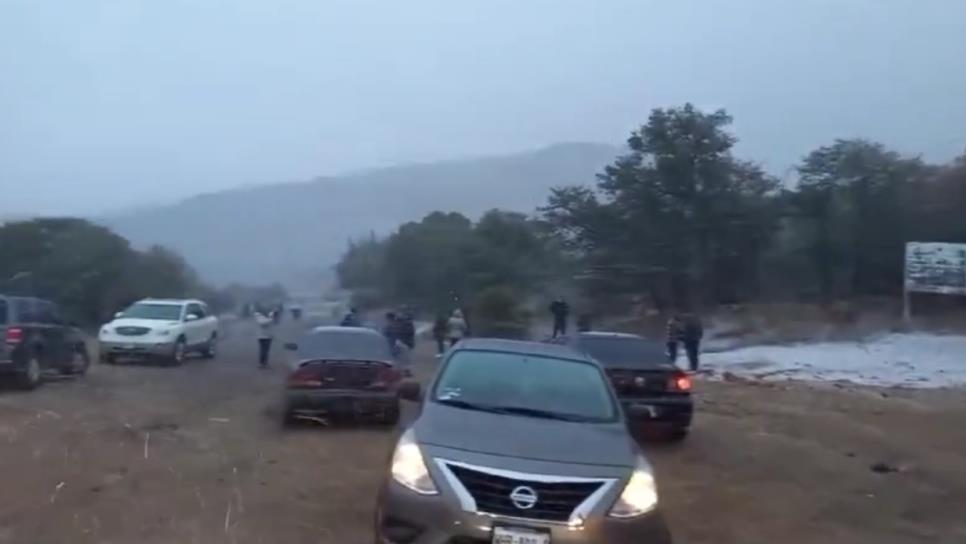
[0,218,284,325]
[339,103,966,316]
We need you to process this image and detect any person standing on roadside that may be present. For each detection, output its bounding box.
[549,297,570,338]
[432,313,448,355]
[666,314,683,365]
[383,312,400,353]
[254,307,275,368]
[398,306,416,350]
[447,309,468,347]
[681,313,704,372]
[341,307,362,327]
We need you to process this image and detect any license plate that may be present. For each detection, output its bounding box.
[633,403,658,418]
[492,526,550,544]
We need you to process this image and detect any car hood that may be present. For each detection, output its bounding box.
[105,318,180,329]
[414,404,638,467]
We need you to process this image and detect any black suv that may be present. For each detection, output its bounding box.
[0,295,91,389]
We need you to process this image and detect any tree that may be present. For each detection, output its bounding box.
[0,218,215,323]
[795,139,928,299]
[543,103,779,308]
[335,210,572,312]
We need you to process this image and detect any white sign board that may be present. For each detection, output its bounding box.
[905,242,966,296]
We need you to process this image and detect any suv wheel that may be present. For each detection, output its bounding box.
[19,356,42,390]
[201,333,217,359]
[69,349,91,376]
[168,338,186,366]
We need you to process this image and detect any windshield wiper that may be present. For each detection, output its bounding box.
[486,405,596,423]
[436,398,505,413]
[436,399,600,422]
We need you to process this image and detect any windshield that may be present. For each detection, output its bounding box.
[433,350,616,422]
[577,337,670,369]
[297,329,394,362]
[121,303,183,321]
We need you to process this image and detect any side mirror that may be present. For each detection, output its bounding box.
[114,311,123,319]
[185,313,200,322]
[399,381,423,403]
[284,342,298,351]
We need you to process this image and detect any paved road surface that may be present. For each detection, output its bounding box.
[0,319,964,543]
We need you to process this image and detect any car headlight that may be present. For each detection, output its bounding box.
[609,458,658,518]
[99,327,111,336]
[390,429,438,495]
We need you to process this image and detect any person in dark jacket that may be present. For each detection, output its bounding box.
[397,307,416,350]
[340,307,362,327]
[382,312,402,355]
[666,314,683,364]
[681,313,704,371]
[432,314,448,355]
[549,297,570,338]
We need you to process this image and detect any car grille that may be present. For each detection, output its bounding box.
[445,463,604,522]
[116,326,150,336]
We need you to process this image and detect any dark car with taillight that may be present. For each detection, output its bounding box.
[550,332,693,440]
[1,294,91,389]
[282,326,405,425]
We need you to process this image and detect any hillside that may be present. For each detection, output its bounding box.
[99,143,618,286]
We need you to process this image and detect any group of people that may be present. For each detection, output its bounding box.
[548,296,704,372]
[263,298,703,371]
[383,308,416,352]
[340,306,419,354]
[666,312,703,371]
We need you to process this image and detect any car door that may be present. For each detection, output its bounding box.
[43,302,70,368]
[184,303,206,346]
[199,303,216,340]
[27,300,64,370]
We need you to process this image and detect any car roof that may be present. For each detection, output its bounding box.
[310,325,382,335]
[573,331,645,340]
[297,326,393,361]
[137,298,200,305]
[455,337,594,362]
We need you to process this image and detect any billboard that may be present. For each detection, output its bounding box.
[905,242,966,296]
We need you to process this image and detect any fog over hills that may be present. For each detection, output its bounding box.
[99,143,618,286]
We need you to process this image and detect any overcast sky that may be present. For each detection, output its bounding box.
[1,0,964,216]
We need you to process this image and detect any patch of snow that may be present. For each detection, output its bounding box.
[702,333,966,388]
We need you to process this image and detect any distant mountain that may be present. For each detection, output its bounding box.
[99,142,619,286]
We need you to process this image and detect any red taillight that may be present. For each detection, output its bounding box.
[371,366,402,389]
[670,372,692,392]
[287,365,324,387]
[4,327,24,345]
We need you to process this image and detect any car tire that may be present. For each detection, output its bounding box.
[380,404,401,427]
[668,427,690,442]
[18,356,42,390]
[201,333,217,359]
[65,349,90,376]
[168,338,187,367]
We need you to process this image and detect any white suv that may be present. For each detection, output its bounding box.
[99,299,219,365]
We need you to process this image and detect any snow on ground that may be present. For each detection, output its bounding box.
[701,332,966,388]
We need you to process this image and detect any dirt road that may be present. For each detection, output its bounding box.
[0,319,964,544]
